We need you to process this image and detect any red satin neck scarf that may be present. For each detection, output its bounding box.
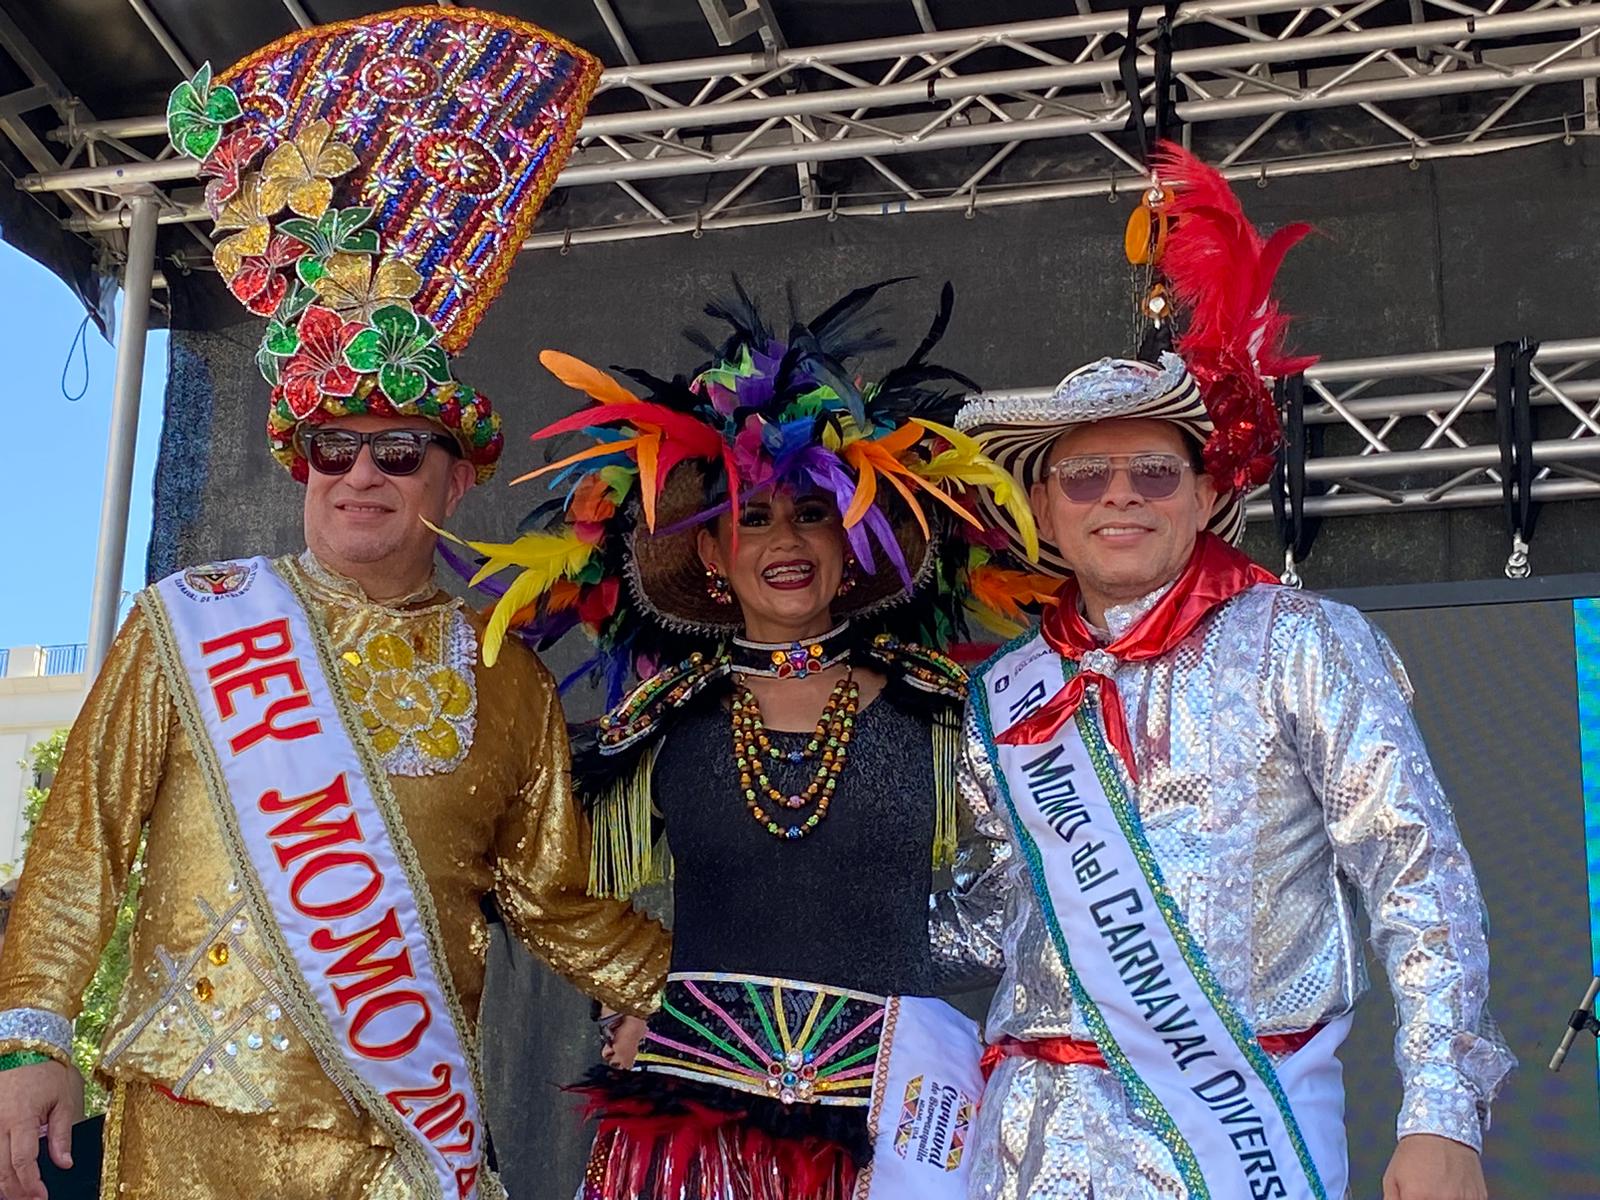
[994,533,1275,781]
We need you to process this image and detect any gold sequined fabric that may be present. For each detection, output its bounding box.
[101,1082,413,1199]
[0,553,668,1130]
[934,585,1515,1198]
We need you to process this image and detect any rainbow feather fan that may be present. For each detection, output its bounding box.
[445,281,1048,692]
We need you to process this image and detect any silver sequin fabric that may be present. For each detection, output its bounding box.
[929,584,1515,1198]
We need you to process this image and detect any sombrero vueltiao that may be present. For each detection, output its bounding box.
[956,140,1316,579]
[956,352,1242,576]
[626,460,936,637]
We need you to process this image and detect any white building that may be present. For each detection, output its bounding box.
[0,644,88,871]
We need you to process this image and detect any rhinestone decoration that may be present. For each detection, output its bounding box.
[0,1008,73,1056]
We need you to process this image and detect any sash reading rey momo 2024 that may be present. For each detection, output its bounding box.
[142,557,492,1200]
[974,632,1330,1200]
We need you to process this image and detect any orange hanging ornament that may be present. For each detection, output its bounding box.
[1124,182,1174,266]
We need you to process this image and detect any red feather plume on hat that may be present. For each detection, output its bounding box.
[1151,141,1318,492]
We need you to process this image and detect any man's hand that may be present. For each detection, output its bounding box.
[597,1008,649,1071]
[0,1060,82,1200]
[1382,1133,1487,1200]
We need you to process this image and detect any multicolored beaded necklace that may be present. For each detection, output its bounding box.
[732,668,859,841]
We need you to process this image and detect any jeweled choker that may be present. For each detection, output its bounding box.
[729,622,852,679]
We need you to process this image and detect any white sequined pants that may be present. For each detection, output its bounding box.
[968,1018,1351,1199]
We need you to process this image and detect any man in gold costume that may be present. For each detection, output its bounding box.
[0,11,663,1200]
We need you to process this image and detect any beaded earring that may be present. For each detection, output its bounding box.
[835,555,859,599]
[705,563,735,605]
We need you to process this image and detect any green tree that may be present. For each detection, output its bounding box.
[17,731,142,1116]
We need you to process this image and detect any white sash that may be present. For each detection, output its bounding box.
[142,558,490,1200]
[859,997,984,1200]
[974,633,1329,1200]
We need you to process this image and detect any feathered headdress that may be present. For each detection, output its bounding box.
[1151,141,1317,492]
[441,280,1043,696]
[956,139,1317,571]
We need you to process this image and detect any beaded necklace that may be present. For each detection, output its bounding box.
[732,668,859,841]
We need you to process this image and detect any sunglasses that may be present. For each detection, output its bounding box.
[301,428,459,477]
[1046,453,1194,503]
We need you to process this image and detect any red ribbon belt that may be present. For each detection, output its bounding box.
[994,533,1275,783]
[980,1026,1323,1081]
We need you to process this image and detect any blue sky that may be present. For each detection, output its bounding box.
[0,238,166,649]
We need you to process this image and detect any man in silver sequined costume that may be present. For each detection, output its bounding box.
[933,350,1514,1200]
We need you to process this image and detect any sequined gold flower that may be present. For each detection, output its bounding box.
[371,672,436,731]
[212,173,273,279]
[312,253,422,323]
[339,625,477,774]
[259,119,358,218]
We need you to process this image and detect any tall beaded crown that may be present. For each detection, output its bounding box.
[165,7,602,482]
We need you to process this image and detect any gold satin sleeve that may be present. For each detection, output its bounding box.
[491,660,669,1018]
[0,610,166,1059]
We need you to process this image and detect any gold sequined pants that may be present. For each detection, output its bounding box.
[100,1083,416,1200]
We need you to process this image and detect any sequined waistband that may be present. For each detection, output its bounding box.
[638,972,889,1107]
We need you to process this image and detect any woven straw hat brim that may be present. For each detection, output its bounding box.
[626,463,936,635]
[954,365,1244,577]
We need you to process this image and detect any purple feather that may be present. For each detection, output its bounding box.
[438,541,510,599]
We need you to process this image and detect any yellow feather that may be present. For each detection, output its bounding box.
[425,519,597,666]
[910,419,1041,562]
[425,520,595,585]
[483,570,549,667]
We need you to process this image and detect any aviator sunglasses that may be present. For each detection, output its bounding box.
[1046,453,1194,503]
[301,428,460,477]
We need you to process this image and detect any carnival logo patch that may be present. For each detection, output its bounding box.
[893,1074,974,1172]
[178,561,257,601]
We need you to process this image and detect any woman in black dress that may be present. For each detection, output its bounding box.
[456,282,1041,1200]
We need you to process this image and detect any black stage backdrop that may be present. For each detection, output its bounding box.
[140,145,1600,1195]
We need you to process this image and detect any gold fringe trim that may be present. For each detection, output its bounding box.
[587,741,671,899]
[932,709,962,870]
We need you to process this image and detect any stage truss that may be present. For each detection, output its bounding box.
[5,0,1600,253]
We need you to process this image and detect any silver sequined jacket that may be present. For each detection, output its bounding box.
[930,583,1514,1155]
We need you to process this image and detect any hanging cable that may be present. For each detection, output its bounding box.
[1493,338,1541,578]
[60,313,92,402]
[1269,373,1323,586]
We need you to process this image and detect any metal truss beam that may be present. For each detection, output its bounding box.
[979,335,1600,524]
[12,1,1600,251]
[1263,337,1600,520]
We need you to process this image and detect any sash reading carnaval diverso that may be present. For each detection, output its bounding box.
[974,631,1329,1200]
[140,557,494,1200]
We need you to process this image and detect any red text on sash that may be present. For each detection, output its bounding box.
[201,619,322,753]
[259,773,478,1194]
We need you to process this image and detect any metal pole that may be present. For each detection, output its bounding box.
[85,193,159,678]
[1243,477,1600,520]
